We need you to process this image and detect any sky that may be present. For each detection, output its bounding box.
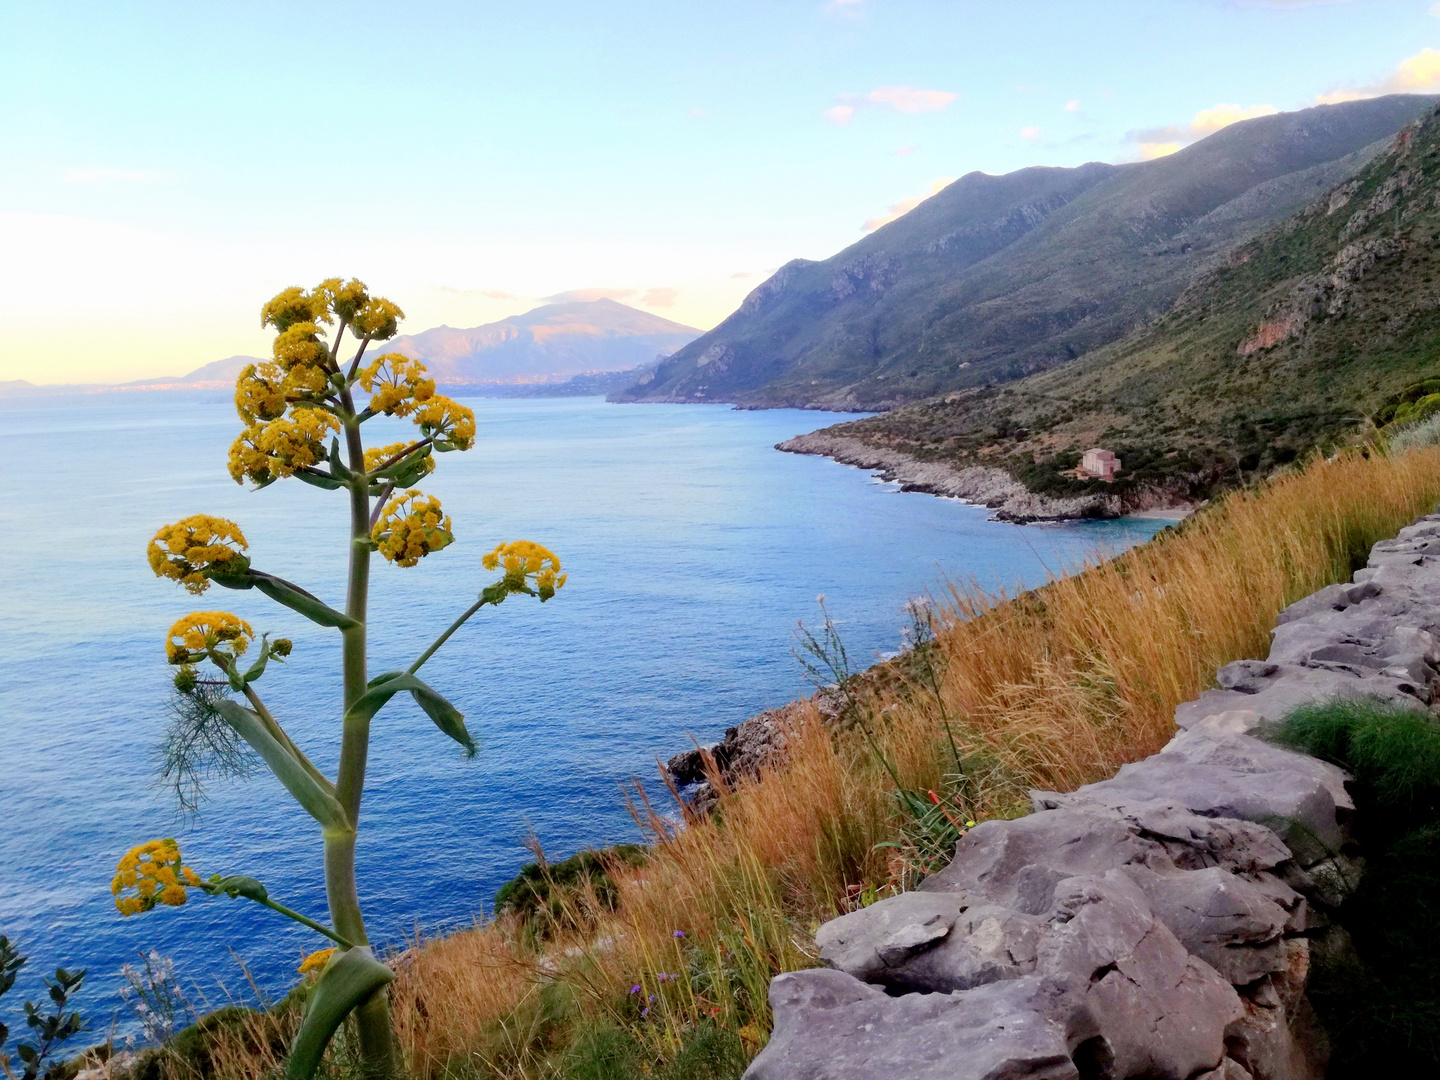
[5,0,1440,383]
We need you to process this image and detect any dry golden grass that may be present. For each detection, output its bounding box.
[200,447,1440,1079]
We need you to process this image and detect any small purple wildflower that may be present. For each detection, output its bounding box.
[630,984,641,995]
[649,995,656,1003]
[641,1007,649,1017]
[674,930,685,938]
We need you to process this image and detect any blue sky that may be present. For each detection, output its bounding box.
[4,0,1440,382]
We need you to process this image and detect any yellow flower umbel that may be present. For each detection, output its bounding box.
[148,516,250,594]
[298,947,336,976]
[112,839,203,916]
[371,490,453,567]
[482,541,566,600]
[351,297,403,341]
[228,410,341,487]
[272,322,332,372]
[166,611,254,667]
[364,442,435,478]
[234,362,288,424]
[359,354,435,418]
[415,395,476,451]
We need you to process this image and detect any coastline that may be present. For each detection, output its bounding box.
[776,430,1194,523]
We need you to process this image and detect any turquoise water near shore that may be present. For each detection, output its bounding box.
[0,393,1165,1031]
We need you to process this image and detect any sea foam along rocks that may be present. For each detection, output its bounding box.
[746,511,1440,1079]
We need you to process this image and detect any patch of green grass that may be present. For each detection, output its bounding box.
[1267,698,1440,1075]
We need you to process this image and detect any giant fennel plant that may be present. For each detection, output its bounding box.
[111,280,565,1078]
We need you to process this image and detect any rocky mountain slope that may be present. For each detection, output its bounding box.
[386,298,698,385]
[790,102,1440,518]
[616,95,1436,410]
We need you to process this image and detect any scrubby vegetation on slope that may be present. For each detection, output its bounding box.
[1270,699,1440,1075]
[821,104,1440,507]
[124,446,1440,1080]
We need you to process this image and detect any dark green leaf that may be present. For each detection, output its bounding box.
[286,948,394,1080]
[352,671,476,754]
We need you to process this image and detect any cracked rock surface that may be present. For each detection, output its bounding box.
[745,511,1440,1080]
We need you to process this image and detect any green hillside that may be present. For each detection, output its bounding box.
[615,96,1436,410]
[817,103,1440,507]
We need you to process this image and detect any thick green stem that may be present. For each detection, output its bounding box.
[321,396,398,1077]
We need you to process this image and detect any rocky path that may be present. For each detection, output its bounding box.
[742,511,1440,1080]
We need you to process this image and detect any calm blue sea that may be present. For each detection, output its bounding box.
[0,393,1165,1033]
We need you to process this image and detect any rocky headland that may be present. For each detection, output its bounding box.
[775,431,1192,523]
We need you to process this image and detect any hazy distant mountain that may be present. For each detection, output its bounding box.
[616,95,1438,410]
[384,298,700,384]
[173,355,262,384]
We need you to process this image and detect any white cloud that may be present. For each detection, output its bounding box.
[1139,142,1184,160]
[866,85,958,113]
[641,287,680,307]
[862,177,954,232]
[543,287,638,303]
[1432,2,1440,15]
[1019,125,1043,142]
[1315,46,1440,104]
[1126,102,1278,156]
[686,107,707,118]
[825,85,957,125]
[1063,99,1081,113]
[59,167,165,185]
[891,144,917,156]
[436,286,518,301]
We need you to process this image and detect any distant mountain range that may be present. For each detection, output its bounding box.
[1,300,699,399]
[614,94,1439,410]
[795,99,1440,511]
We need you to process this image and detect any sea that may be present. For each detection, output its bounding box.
[0,392,1166,1034]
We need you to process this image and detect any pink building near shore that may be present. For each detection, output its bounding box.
[1080,447,1121,481]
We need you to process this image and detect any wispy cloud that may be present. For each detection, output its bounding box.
[862,177,954,232]
[435,286,519,301]
[1019,125,1043,142]
[891,144,918,156]
[640,287,680,307]
[825,85,958,124]
[1063,99,1081,113]
[1126,102,1279,158]
[59,168,165,185]
[543,287,638,303]
[1314,46,1440,104]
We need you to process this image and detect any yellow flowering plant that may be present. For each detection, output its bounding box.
[131,279,566,1080]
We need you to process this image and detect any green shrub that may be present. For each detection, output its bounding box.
[1267,698,1440,1075]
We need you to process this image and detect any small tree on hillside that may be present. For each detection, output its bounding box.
[111,280,565,1078]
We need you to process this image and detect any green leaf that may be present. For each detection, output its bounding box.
[242,636,272,684]
[293,469,345,491]
[212,701,349,832]
[357,671,476,755]
[248,572,358,630]
[286,948,395,1080]
[210,875,270,903]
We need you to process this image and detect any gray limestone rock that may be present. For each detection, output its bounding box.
[743,969,1084,1080]
[816,891,1044,993]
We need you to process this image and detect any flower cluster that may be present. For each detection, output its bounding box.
[371,490,453,567]
[147,516,249,594]
[482,541,566,599]
[351,297,403,341]
[233,363,288,424]
[363,442,435,478]
[165,611,253,666]
[261,287,331,332]
[112,840,202,916]
[314,278,369,322]
[228,409,341,487]
[359,354,434,417]
[415,395,476,451]
[273,323,330,372]
[297,947,335,976]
